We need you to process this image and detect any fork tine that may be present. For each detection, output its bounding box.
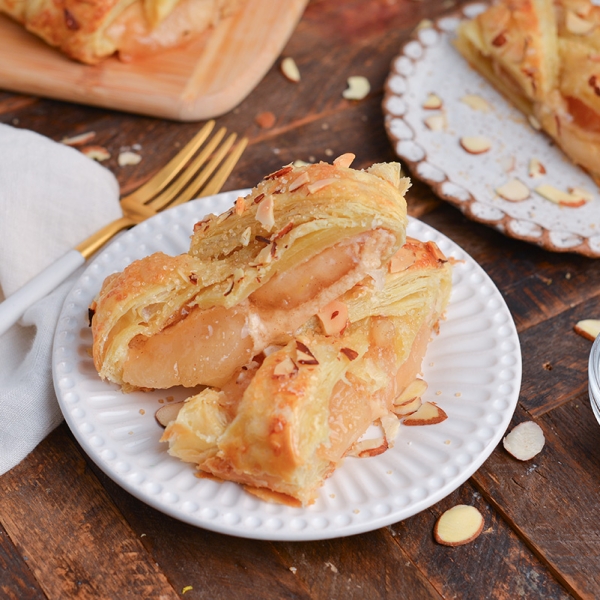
[121,120,215,205]
[143,127,228,211]
[198,137,248,198]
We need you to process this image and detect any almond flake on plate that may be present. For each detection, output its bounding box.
[118,151,142,166]
[422,93,443,110]
[460,94,490,112]
[460,136,491,154]
[402,401,447,426]
[528,158,546,178]
[496,178,530,202]
[424,113,447,131]
[535,184,588,207]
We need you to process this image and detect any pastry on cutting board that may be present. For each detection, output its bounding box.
[0,0,243,64]
[455,0,600,184]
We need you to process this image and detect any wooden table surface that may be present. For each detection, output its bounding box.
[1,1,599,598]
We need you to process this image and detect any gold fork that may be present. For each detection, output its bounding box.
[78,120,248,258]
[0,121,248,336]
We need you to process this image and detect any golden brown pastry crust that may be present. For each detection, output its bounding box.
[91,160,410,390]
[161,237,452,506]
[455,0,600,183]
[0,0,242,64]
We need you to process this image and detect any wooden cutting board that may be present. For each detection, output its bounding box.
[0,0,308,121]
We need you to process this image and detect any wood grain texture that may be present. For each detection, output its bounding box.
[0,426,178,600]
[0,0,308,121]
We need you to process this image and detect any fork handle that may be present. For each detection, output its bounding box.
[0,249,84,337]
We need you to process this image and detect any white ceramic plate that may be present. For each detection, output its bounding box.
[383,3,600,257]
[53,189,521,541]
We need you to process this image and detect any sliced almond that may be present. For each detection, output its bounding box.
[574,319,600,341]
[500,155,516,173]
[424,113,447,131]
[422,93,443,110]
[395,378,428,405]
[380,413,401,447]
[317,299,349,336]
[61,131,96,146]
[342,76,370,101]
[235,196,246,215]
[528,157,546,178]
[118,151,142,167]
[569,186,594,202]
[347,437,388,458]
[288,171,310,191]
[434,505,485,547]
[535,184,587,207]
[503,421,545,460]
[273,356,298,376]
[460,94,490,112]
[392,396,422,416]
[402,401,447,426]
[81,145,111,162]
[528,115,542,130]
[280,56,301,82]
[295,341,319,365]
[255,194,275,230]
[566,10,596,35]
[307,178,337,194]
[496,178,530,202]
[333,153,355,168]
[460,136,491,154]
[155,401,184,427]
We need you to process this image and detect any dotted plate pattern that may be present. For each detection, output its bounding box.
[52,190,522,541]
[383,3,600,258]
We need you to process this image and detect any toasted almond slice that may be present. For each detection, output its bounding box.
[460,94,490,112]
[342,76,370,100]
[503,421,545,460]
[566,10,596,34]
[500,155,516,173]
[61,131,96,146]
[424,113,447,131]
[235,196,246,215]
[380,413,401,447]
[569,186,594,202]
[395,378,428,405]
[295,341,318,365]
[528,115,542,130]
[255,194,275,231]
[392,396,422,416]
[81,145,111,161]
[307,178,337,194]
[118,151,142,167]
[333,153,355,168]
[155,401,184,427]
[288,171,310,191]
[347,437,388,458]
[496,178,530,202]
[389,248,417,273]
[535,184,587,207]
[574,319,600,341]
[434,505,484,547]
[317,299,349,335]
[460,136,491,154]
[273,356,298,376]
[402,401,447,426]
[422,93,443,110]
[528,157,546,178]
[280,56,301,82]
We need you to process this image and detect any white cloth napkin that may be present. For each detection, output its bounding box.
[0,124,122,475]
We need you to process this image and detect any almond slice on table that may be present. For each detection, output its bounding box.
[422,93,443,110]
[434,505,485,546]
[280,57,301,82]
[535,184,587,207]
[342,76,370,100]
[155,402,185,427]
[574,319,600,341]
[496,178,530,202]
[402,401,447,426]
[460,136,491,154]
[503,421,545,460]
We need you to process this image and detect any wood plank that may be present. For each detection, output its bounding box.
[83,454,313,599]
[0,522,46,600]
[0,0,308,121]
[473,403,600,599]
[0,425,179,600]
[391,482,572,600]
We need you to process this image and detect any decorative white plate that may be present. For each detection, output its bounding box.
[383,3,600,257]
[52,189,521,541]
